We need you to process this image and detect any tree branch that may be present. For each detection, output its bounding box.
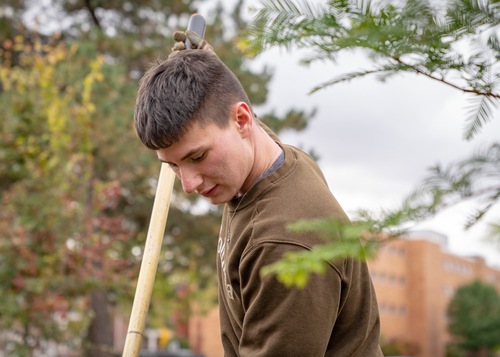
[84,0,102,30]
[393,57,500,99]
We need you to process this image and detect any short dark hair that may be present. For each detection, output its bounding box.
[134,50,251,150]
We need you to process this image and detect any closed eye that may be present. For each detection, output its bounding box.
[191,152,206,162]
[168,163,179,172]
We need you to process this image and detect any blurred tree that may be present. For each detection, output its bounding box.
[0,34,137,356]
[240,0,500,287]
[447,280,500,356]
[0,0,315,353]
[379,335,420,357]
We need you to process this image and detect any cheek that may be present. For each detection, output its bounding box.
[206,149,241,183]
[208,135,251,183]
[209,152,232,178]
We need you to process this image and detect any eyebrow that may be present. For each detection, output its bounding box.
[159,146,205,165]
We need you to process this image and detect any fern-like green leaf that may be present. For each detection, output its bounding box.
[463,95,499,141]
[308,68,386,94]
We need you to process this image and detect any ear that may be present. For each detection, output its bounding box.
[232,102,253,138]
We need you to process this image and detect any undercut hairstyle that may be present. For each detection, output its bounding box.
[134,50,252,150]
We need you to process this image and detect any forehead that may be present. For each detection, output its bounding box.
[180,120,225,146]
[156,121,229,162]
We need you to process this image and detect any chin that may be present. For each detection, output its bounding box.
[207,191,235,205]
[209,195,232,205]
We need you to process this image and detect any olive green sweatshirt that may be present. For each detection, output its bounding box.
[217,144,383,356]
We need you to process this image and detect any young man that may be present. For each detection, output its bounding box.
[134,32,383,356]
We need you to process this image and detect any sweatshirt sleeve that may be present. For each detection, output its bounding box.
[237,242,342,357]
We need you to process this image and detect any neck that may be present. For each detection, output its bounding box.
[238,126,280,196]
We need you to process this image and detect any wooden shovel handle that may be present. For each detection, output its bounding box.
[122,13,206,356]
[122,163,175,357]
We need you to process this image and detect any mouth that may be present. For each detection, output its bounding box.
[200,185,217,198]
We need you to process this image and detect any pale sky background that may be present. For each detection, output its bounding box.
[248,46,500,267]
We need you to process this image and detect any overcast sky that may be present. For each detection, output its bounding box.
[249,47,500,267]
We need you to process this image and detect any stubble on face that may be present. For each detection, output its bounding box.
[156,121,254,205]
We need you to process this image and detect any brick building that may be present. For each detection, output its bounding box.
[188,230,500,357]
[368,230,500,357]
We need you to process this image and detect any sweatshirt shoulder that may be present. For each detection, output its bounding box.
[245,145,348,252]
[261,145,348,223]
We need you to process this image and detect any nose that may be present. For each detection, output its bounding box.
[179,167,203,194]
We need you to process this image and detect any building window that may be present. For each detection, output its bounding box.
[443,260,473,275]
[379,303,407,316]
[399,306,407,316]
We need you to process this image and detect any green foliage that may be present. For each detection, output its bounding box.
[261,191,417,287]
[0,27,155,356]
[261,218,380,287]
[401,142,500,229]
[1,0,318,352]
[242,0,500,140]
[447,280,500,353]
[47,0,198,73]
[259,107,317,134]
[237,0,500,288]
[464,95,499,140]
[380,335,420,356]
[259,139,500,289]
[0,34,126,354]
